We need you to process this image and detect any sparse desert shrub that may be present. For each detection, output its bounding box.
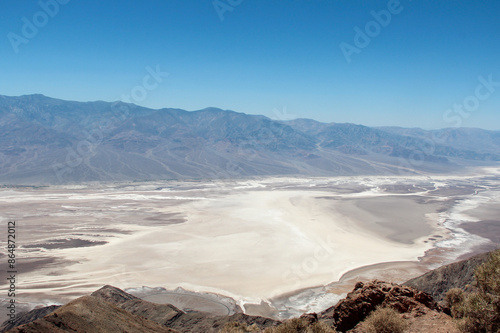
[219,321,259,333]
[363,306,408,333]
[445,288,465,317]
[454,292,496,333]
[451,249,500,333]
[475,249,500,296]
[306,322,337,333]
[263,318,336,333]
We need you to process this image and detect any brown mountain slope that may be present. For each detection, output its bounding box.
[6,296,178,333]
[404,252,490,301]
[0,305,60,333]
[91,285,184,325]
[91,285,279,332]
[4,286,279,333]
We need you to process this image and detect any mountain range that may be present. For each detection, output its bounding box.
[1,94,499,184]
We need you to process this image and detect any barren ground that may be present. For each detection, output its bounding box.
[1,168,499,319]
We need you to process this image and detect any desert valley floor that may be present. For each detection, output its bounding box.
[1,167,500,319]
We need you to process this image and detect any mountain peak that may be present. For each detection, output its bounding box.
[91,285,140,303]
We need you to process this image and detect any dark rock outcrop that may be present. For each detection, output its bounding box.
[320,280,442,332]
[299,312,318,325]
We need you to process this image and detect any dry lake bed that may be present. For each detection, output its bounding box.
[1,167,500,319]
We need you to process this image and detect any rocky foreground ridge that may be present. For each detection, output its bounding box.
[1,251,494,333]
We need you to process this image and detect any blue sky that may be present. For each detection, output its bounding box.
[1,0,499,129]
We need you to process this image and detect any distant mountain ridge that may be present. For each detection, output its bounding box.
[1,94,499,184]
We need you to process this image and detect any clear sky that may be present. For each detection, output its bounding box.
[1,0,499,129]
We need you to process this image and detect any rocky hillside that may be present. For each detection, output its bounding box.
[319,281,458,333]
[90,285,279,332]
[0,305,60,332]
[404,252,490,301]
[1,286,278,333]
[4,296,178,333]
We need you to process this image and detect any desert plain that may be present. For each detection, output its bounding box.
[1,167,500,319]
